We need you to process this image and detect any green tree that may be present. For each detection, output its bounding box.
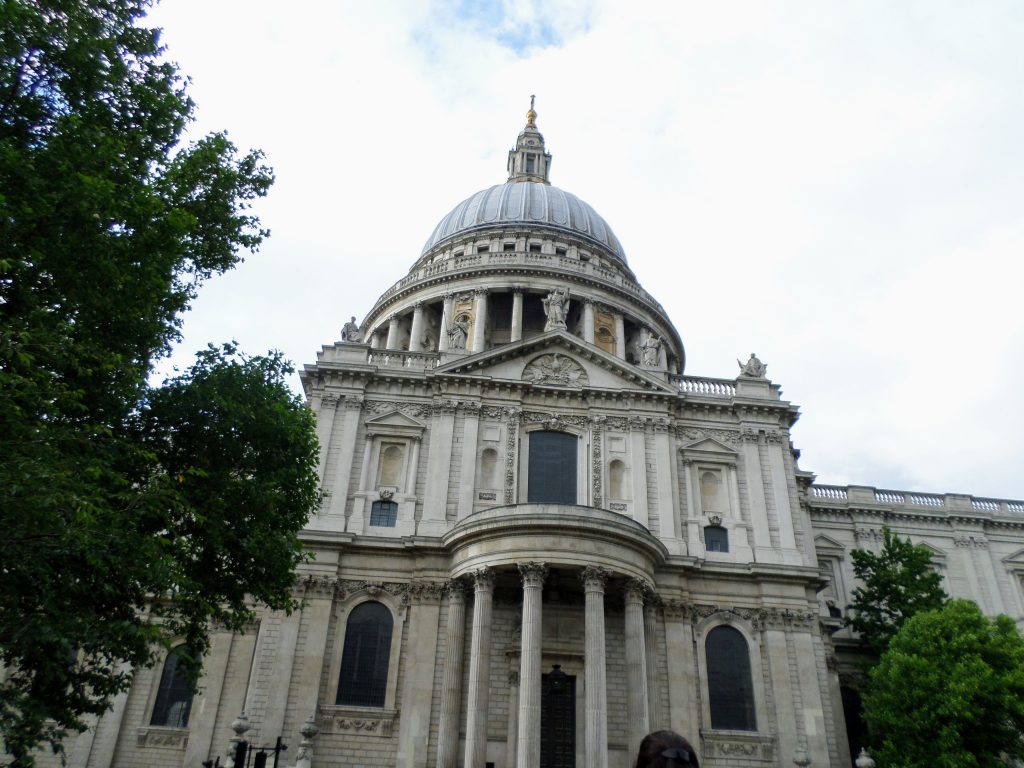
[863,599,1024,768]
[845,526,947,653]
[0,1,319,762]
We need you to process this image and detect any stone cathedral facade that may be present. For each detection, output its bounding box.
[47,108,1024,768]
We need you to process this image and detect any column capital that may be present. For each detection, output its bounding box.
[624,578,652,604]
[445,579,468,603]
[343,396,365,411]
[518,561,548,587]
[319,392,340,409]
[474,288,490,297]
[580,566,610,592]
[471,566,495,592]
[412,300,424,310]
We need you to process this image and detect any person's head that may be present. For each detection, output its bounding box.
[634,730,700,768]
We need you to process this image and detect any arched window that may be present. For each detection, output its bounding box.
[527,431,577,504]
[480,447,498,488]
[337,601,393,707]
[608,459,628,500]
[704,525,729,552]
[378,444,405,487]
[700,470,722,512]
[706,626,756,730]
[151,646,194,728]
[369,500,397,527]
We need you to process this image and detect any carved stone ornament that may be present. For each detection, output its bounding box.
[542,286,570,331]
[737,352,767,378]
[707,513,723,526]
[522,353,588,387]
[318,707,397,738]
[678,427,740,445]
[136,727,188,750]
[378,488,394,500]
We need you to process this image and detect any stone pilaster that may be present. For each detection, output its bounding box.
[644,598,663,730]
[583,299,595,344]
[517,562,548,768]
[436,582,468,768]
[581,566,609,768]
[465,567,496,768]
[409,302,425,352]
[385,313,401,349]
[614,313,626,359]
[472,289,488,353]
[439,294,454,352]
[511,290,524,342]
[624,579,650,758]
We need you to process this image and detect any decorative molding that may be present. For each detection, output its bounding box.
[518,562,549,586]
[504,409,520,504]
[580,566,610,590]
[136,727,188,750]
[678,427,741,446]
[318,707,397,738]
[592,418,604,508]
[609,502,628,511]
[954,536,989,549]
[407,581,446,604]
[700,730,775,763]
[522,353,588,387]
[478,491,497,501]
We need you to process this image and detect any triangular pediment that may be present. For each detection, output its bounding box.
[1003,548,1024,568]
[813,534,847,557]
[681,437,736,455]
[364,410,426,437]
[433,331,678,394]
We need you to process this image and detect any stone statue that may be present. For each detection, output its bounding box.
[340,315,362,343]
[738,352,766,378]
[639,329,662,367]
[542,286,570,331]
[447,315,469,350]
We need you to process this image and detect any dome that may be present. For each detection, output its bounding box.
[421,182,627,264]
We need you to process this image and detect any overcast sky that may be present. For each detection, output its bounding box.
[147,0,1024,501]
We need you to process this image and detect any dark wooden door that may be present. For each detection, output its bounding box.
[540,670,576,768]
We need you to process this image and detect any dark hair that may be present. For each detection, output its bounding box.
[634,730,700,768]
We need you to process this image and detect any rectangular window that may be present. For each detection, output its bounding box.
[503,242,516,252]
[526,155,536,173]
[529,243,542,253]
[477,244,490,254]
[528,431,577,504]
[453,250,463,258]
[555,247,567,256]
[370,500,398,527]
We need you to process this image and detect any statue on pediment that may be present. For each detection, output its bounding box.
[447,314,470,351]
[738,352,766,378]
[341,316,362,343]
[542,286,570,331]
[639,328,662,367]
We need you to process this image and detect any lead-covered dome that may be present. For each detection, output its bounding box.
[421,181,627,264]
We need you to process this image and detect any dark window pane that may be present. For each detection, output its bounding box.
[706,626,756,730]
[369,500,397,527]
[337,601,393,707]
[151,646,194,727]
[528,431,577,504]
[705,525,729,552]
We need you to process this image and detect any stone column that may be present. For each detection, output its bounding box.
[314,393,339,484]
[465,567,496,768]
[409,302,425,352]
[385,313,401,349]
[581,566,610,768]
[436,581,468,768]
[506,670,520,768]
[517,562,548,768]
[458,403,481,519]
[583,299,595,344]
[322,396,362,529]
[439,294,453,352]
[624,579,650,758]
[472,290,488,353]
[614,313,626,359]
[511,290,524,342]
[644,599,663,729]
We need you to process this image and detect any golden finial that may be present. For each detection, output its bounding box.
[526,94,537,127]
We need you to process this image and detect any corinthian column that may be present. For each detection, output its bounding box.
[464,567,496,768]
[516,562,548,768]
[472,289,488,353]
[511,290,524,342]
[409,302,425,352]
[436,581,468,768]
[385,313,401,349]
[624,579,650,758]
[581,566,610,768]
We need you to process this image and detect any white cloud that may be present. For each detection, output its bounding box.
[147,0,1024,499]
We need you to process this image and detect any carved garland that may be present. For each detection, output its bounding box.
[592,416,604,508]
[504,409,521,504]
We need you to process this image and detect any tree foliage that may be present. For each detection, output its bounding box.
[863,599,1024,768]
[0,1,320,762]
[845,526,947,653]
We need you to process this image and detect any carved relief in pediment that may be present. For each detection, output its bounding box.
[522,353,588,387]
